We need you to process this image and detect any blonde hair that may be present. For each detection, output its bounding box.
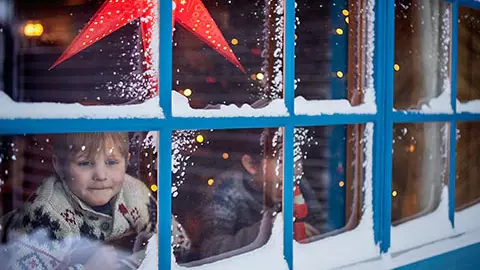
[52,132,129,167]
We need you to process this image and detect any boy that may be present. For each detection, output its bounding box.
[1,132,187,269]
[198,128,326,261]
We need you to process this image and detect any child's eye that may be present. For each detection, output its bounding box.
[106,159,119,166]
[77,161,93,167]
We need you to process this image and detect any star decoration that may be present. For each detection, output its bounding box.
[51,0,245,88]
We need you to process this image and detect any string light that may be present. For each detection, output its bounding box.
[339,181,345,187]
[394,64,401,71]
[24,23,44,37]
[345,17,349,24]
[222,153,229,159]
[336,28,344,35]
[207,178,215,186]
[342,9,350,16]
[150,184,158,192]
[256,73,265,80]
[336,71,344,78]
[392,190,398,197]
[231,38,238,45]
[195,134,205,143]
[183,88,192,97]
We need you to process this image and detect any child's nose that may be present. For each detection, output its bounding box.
[93,164,108,181]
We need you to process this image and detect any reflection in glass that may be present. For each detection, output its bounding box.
[173,1,284,108]
[455,122,480,210]
[394,0,450,110]
[458,6,480,101]
[5,1,154,104]
[0,132,158,269]
[172,128,291,266]
[294,125,364,243]
[295,1,366,104]
[392,123,448,225]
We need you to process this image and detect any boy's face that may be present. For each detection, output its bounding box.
[64,139,126,206]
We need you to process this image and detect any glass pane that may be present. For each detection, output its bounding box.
[173,1,283,109]
[172,128,284,265]
[458,6,480,102]
[392,122,449,225]
[293,124,365,243]
[3,1,157,104]
[394,0,451,110]
[0,132,158,269]
[295,1,365,103]
[455,122,480,210]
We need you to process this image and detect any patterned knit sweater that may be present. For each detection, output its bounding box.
[1,174,158,270]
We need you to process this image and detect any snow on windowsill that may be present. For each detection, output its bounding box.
[172,91,289,118]
[294,96,377,116]
[0,91,164,119]
[455,202,480,234]
[139,216,288,270]
[389,187,453,254]
[457,99,480,113]
[394,91,453,114]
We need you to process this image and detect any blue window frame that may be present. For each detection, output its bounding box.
[1,0,480,269]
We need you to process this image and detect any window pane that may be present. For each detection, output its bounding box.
[455,122,480,210]
[458,5,480,102]
[0,132,158,269]
[4,1,156,104]
[392,122,449,225]
[295,1,365,103]
[394,0,451,110]
[293,124,365,243]
[173,1,283,109]
[171,128,284,265]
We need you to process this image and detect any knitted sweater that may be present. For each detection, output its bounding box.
[199,170,326,260]
[1,174,157,270]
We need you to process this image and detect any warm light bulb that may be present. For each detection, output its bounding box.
[256,73,265,80]
[345,17,349,24]
[336,71,344,78]
[336,28,344,35]
[196,134,205,143]
[183,88,192,97]
[339,181,345,187]
[392,190,398,197]
[222,152,229,159]
[394,64,401,71]
[231,38,238,45]
[24,23,44,37]
[342,9,350,16]
[207,178,215,186]
[150,184,158,192]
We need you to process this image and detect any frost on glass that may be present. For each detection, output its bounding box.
[3,1,157,105]
[455,122,480,210]
[391,122,449,225]
[295,1,368,104]
[171,128,286,266]
[394,0,451,110]
[458,6,480,102]
[293,125,364,244]
[0,132,158,269]
[173,0,284,109]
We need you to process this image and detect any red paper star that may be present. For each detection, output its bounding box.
[51,0,245,73]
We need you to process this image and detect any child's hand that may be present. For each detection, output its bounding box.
[84,246,121,270]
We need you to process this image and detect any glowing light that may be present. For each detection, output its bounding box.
[294,34,298,40]
[392,190,398,197]
[207,178,215,186]
[256,73,265,80]
[24,23,44,37]
[336,71,344,78]
[231,38,238,45]
[339,181,345,187]
[336,28,344,35]
[345,17,349,24]
[222,152,229,159]
[150,184,158,192]
[250,74,257,80]
[408,144,415,152]
[394,64,401,71]
[195,134,205,143]
[342,9,350,16]
[183,88,192,97]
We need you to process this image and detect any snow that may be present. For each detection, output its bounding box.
[0,91,164,119]
[294,123,377,269]
[139,216,288,270]
[457,99,480,113]
[455,202,480,234]
[172,91,289,117]
[294,96,377,115]
[390,187,453,253]
[419,89,453,113]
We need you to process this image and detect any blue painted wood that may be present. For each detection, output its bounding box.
[283,125,294,270]
[391,112,480,123]
[159,0,172,118]
[459,0,480,10]
[159,128,173,270]
[395,241,480,270]
[450,1,459,228]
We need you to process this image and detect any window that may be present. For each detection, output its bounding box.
[0,132,158,269]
